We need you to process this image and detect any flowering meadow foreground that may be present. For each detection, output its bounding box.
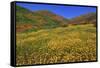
[16,24,96,65]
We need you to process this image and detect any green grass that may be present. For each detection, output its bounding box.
[16,24,96,65]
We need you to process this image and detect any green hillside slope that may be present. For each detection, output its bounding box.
[16,5,69,32]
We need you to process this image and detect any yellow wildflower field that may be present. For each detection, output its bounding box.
[16,24,97,65]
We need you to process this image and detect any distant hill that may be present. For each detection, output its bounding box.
[16,5,69,32]
[16,5,96,32]
[69,12,96,25]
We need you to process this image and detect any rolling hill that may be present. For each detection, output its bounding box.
[16,5,96,32]
[69,12,96,25]
[16,5,69,32]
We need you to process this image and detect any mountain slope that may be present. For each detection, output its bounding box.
[16,5,69,32]
[69,12,96,25]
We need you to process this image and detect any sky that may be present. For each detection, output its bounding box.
[16,2,96,19]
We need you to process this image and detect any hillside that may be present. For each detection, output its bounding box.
[16,5,96,32]
[69,12,96,25]
[16,5,69,32]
